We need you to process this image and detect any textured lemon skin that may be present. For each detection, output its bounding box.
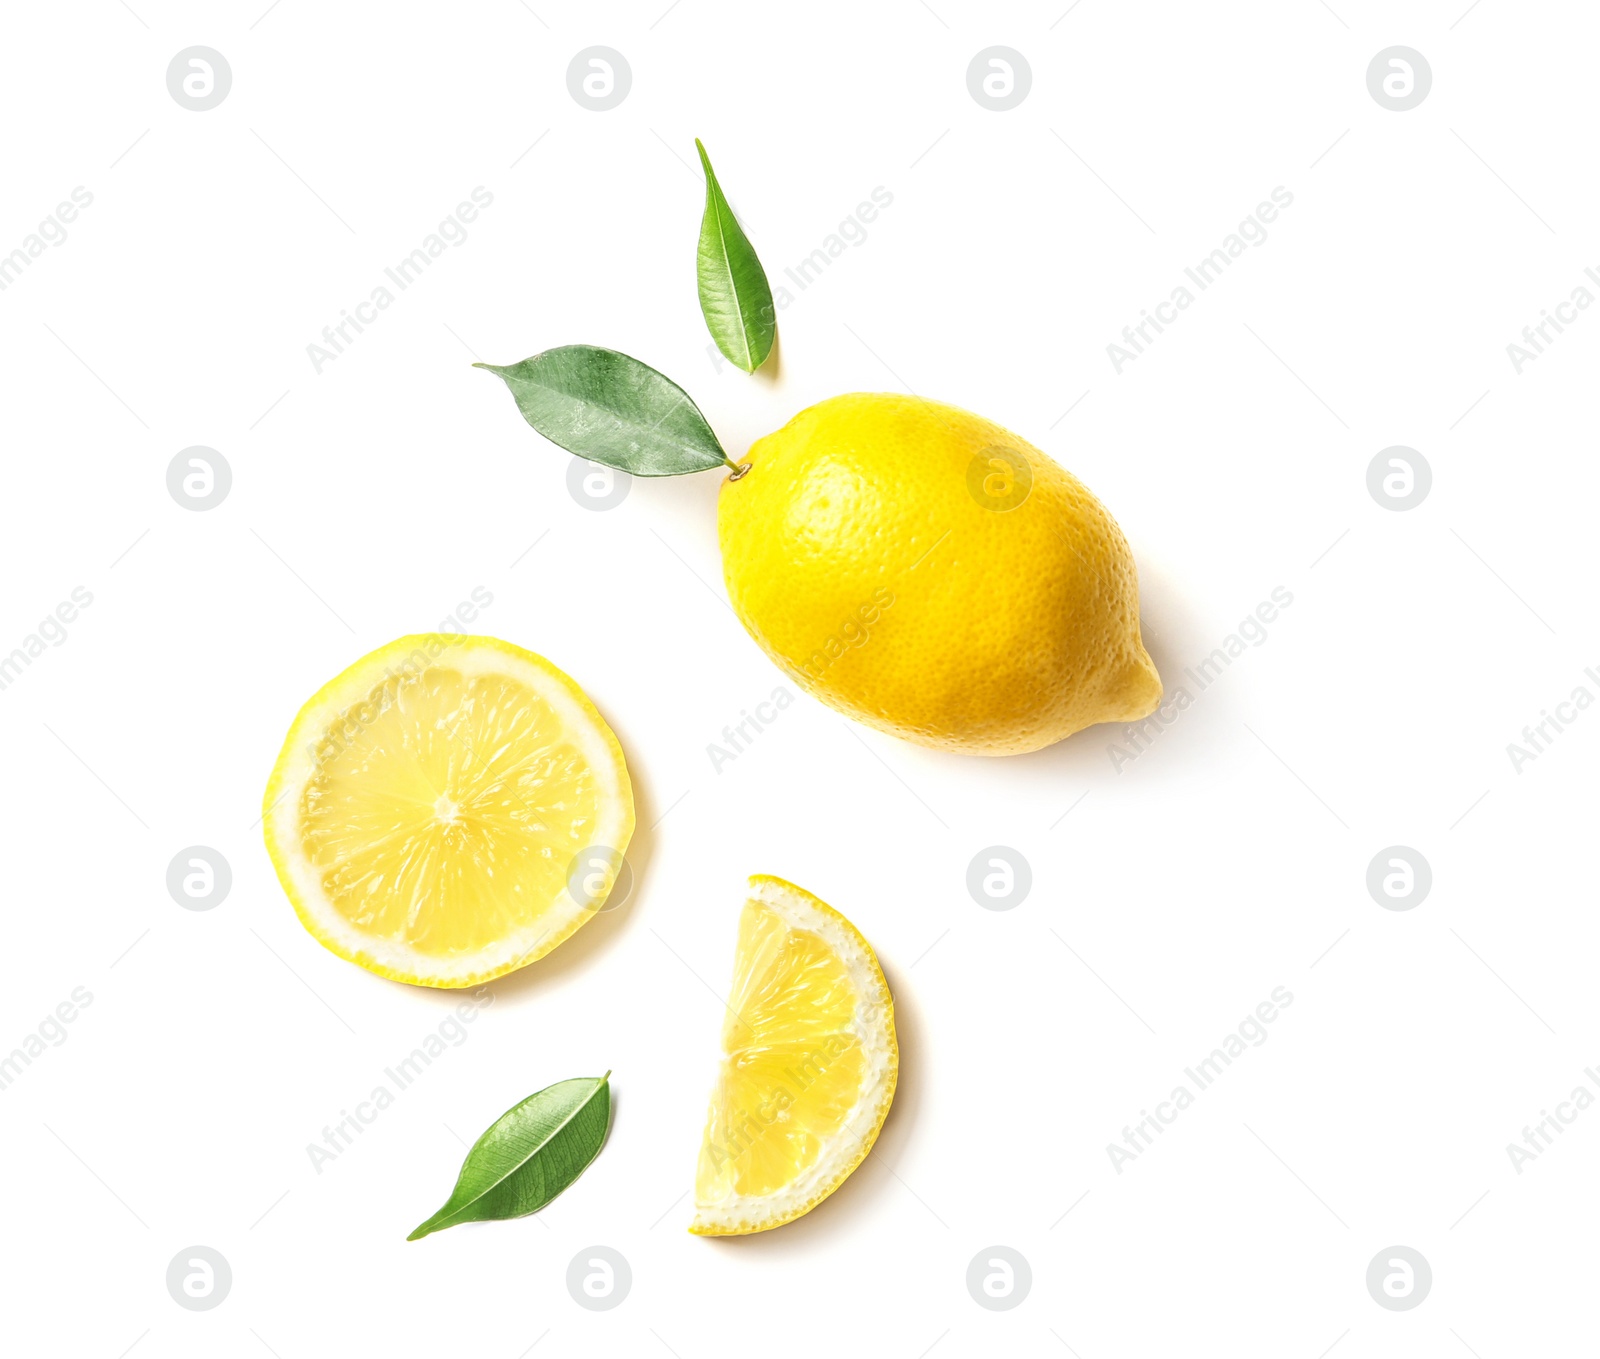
[717,393,1161,755]
[262,635,634,990]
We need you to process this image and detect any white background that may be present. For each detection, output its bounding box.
[2,2,1595,1355]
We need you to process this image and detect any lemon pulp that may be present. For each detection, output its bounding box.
[264,636,633,988]
[692,876,897,1234]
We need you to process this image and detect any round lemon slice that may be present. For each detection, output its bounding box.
[691,875,898,1235]
[263,635,634,989]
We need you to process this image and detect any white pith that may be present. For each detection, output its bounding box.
[690,876,898,1233]
[263,637,632,988]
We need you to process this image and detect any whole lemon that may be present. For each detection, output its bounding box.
[717,393,1161,755]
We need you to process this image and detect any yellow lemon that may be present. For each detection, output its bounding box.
[691,875,897,1235]
[718,393,1161,755]
[263,635,634,989]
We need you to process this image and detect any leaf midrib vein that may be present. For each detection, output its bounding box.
[532,381,711,462]
[433,1078,606,1227]
[707,188,754,369]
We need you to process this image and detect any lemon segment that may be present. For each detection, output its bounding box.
[263,635,633,989]
[691,876,897,1235]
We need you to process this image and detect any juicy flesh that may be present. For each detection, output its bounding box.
[697,900,866,1200]
[299,667,603,958]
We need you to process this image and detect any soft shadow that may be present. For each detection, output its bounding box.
[700,956,926,1253]
[1128,552,1191,696]
[755,326,782,386]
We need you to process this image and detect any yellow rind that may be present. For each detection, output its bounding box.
[717,392,1161,755]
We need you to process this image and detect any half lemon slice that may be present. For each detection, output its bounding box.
[263,635,634,988]
[691,875,898,1234]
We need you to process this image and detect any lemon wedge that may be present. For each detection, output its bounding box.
[691,876,898,1234]
[263,635,634,989]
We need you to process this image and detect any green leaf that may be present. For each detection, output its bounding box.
[695,139,776,374]
[407,1073,612,1240]
[476,346,730,476]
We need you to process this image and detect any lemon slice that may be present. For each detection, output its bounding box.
[263,635,634,989]
[691,875,898,1234]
